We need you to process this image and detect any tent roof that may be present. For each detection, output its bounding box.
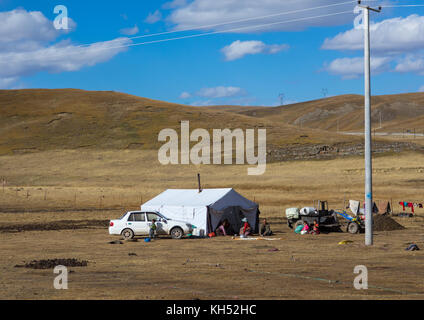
[142,188,258,211]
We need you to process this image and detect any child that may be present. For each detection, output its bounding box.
[149,219,157,239]
[300,223,310,235]
[216,219,229,236]
[311,220,320,235]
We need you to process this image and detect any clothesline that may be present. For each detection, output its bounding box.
[398,201,423,214]
[342,199,424,215]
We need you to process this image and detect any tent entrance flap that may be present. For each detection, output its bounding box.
[209,206,258,234]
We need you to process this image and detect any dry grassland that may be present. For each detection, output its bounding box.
[0,150,423,300]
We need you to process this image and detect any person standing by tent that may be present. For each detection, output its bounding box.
[149,219,157,239]
[259,218,273,236]
[239,218,251,237]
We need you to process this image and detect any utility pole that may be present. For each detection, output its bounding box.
[279,93,285,106]
[358,1,381,246]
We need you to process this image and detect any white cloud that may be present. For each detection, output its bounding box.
[185,85,251,105]
[395,54,424,74]
[0,9,131,86]
[0,38,131,79]
[419,85,424,92]
[120,25,139,36]
[322,15,424,54]
[196,86,245,98]
[0,77,19,89]
[0,9,59,45]
[322,14,424,78]
[190,99,214,106]
[179,91,191,99]
[325,56,392,79]
[145,10,162,24]
[221,40,289,61]
[162,0,187,10]
[168,0,357,32]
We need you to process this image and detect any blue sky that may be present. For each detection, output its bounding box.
[0,0,423,106]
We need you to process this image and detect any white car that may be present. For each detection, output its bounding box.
[109,211,193,240]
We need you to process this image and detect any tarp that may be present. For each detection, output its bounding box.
[285,208,300,219]
[141,188,259,236]
[349,200,360,216]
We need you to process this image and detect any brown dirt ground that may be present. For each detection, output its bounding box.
[0,212,423,300]
[1,151,424,300]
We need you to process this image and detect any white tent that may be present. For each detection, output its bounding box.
[141,188,259,236]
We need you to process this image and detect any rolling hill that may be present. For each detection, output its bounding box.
[210,93,424,133]
[0,89,423,159]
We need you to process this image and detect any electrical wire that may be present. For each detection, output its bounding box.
[101,10,355,51]
[381,4,424,8]
[7,9,356,63]
[9,9,354,63]
[4,1,384,63]
[82,0,378,47]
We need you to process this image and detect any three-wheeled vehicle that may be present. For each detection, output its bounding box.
[334,210,365,234]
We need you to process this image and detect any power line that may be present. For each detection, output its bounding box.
[10,10,355,63]
[80,10,356,51]
[381,4,424,8]
[78,0,378,47]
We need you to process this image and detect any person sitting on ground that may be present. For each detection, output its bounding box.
[310,220,320,235]
[149,219,157,239]
[239,218,251,237]
[300,223,310,235]
[216,219,230,236]
[259,218,273,236]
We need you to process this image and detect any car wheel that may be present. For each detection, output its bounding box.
[121,228,134,240]
[171,227,184,239]
[347,222,359,234]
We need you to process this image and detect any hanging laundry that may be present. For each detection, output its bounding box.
[399,201,417,213]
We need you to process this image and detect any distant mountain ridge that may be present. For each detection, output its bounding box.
[1,89,423,156]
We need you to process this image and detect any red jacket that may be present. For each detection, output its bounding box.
[242,222,251,233]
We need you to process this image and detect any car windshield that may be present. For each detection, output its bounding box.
[157,212,169,220]
[148,212,169,220]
